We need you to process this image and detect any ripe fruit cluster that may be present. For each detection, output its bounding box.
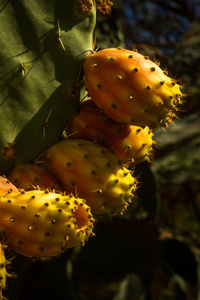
[0,47,184,297]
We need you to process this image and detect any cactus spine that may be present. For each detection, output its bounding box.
[0,242,11,300]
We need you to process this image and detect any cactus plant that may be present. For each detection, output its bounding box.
[0,1,97,295]
[0,1,189,299]
[0,0,96,174]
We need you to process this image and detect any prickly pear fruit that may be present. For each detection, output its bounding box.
[0,242,9,300]
[65,98,154,165]
[8,164,62,192]
[0,190,94,258]
[45,139,137,215]
[83,48,183,128]
[0,176,19,195]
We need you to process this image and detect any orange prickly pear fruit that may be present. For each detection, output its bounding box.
[8,164,62,192]
[0,175,19,195]
[83,48,183,128]
[0,190,94,258]
[45,139,137,216]
[65,98,154,165]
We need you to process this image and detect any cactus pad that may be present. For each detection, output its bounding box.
[0,0,96,174]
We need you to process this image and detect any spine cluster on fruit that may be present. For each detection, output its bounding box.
[0,242,12,300]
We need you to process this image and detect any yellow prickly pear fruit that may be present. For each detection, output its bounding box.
[83,48,183,128]
[8,164,62,192]
[66,98,154,165]
[45,139,137,216]
[0,190,94,258]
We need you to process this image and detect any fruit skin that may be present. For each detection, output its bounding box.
[45,139,136,216]
[0,190,94,258]
[83,48,183,128]
[65,98,154,165]
[0,176,19,195]
[0,242,9,300]
[8,164,62,192]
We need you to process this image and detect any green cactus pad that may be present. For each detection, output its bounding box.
[0,0,96,174]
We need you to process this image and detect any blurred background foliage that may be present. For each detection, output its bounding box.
[4,0,200,299]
